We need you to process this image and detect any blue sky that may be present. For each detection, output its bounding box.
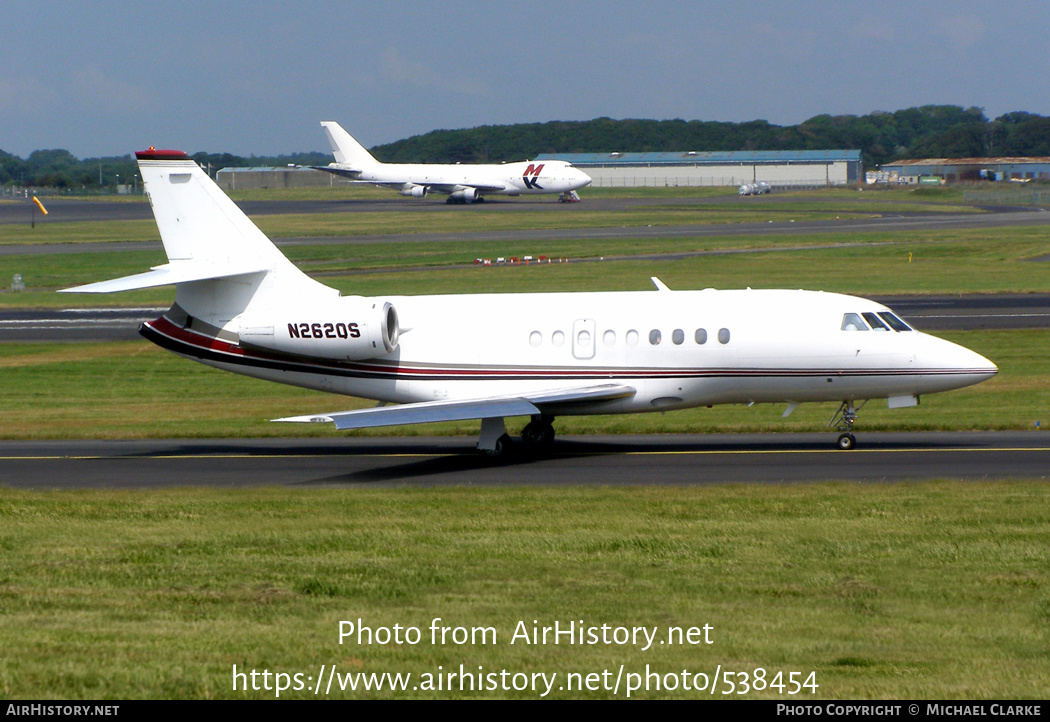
[3,1,1048,158]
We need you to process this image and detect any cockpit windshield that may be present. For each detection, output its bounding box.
[877,311,913,331]
[862,312,890,331]
[841,313,867,331]
[841,311,914,332]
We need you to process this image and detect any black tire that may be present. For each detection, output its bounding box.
[522,421,555,448]
[489,433,513,458]
[837,433,856,450]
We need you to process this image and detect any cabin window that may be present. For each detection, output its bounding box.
[626,330,639,346]
[603,330,616,346]
[718,328,731,344]
[649,329,662,345]
[695,328,708,344]
[862,312,890,331]
[672,328,685,345]
[841,313,867,331]
[529,331,542,347]
[552,330,565,347]
[878,312,913,331]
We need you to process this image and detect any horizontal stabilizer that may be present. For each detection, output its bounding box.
[275,383,636,430]
[60,261,268,294]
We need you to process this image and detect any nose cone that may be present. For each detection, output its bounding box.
[575,169,592,189]
[917,333,997,392]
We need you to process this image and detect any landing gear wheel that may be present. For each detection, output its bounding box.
[521,415,556,451]
[522,420,555,448]
[483,433,513,458]
[837,433,856,451]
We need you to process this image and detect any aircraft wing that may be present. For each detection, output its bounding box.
[309,167,506,194]
[311,165,363,179]
[428,182,509,194]
[274,383,635,430]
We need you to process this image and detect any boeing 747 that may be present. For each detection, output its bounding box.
[315,121,591,204]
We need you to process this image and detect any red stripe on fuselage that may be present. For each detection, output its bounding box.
[141,316,989,382]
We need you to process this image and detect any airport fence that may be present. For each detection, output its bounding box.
[0,185,142,198]
[962,188,1050,207]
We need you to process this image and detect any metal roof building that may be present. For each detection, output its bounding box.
[534,150,862,188]
[881,157,1050,184]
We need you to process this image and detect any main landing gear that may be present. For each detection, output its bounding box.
[478,417,512,457]
[522,415,556,448]
[477,415,556,458]
[829,400,866,450]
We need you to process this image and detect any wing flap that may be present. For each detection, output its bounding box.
[274,383,636,430]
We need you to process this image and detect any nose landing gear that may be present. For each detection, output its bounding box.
[830,400,866,450]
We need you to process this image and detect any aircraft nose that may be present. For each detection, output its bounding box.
[919,334,997,390]
[949,340,997,377]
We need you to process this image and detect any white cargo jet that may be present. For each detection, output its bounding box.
[314,121,591,204]
[63,148,997,455]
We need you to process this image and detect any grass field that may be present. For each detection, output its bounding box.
[3,223,1049,308]
[1,185,1048,699]
[0,483,1047,699]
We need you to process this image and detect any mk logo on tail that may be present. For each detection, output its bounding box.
[523,163,545,189]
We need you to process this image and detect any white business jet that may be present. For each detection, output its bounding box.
[63,148,997,455]
[314,121,591,203]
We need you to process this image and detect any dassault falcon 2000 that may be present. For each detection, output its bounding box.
[314,121,592,204]
[63,148,997,455]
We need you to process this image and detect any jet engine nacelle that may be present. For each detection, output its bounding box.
[448,187,479,204]
[238,299,399,360]
[399,183,428,198]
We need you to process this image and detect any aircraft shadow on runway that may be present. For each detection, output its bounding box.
[278,435,979,485]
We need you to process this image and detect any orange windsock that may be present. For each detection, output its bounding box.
[32,196,48,215]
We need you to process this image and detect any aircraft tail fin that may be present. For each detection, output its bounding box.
[62,149,335,321]
[320,121,380,169]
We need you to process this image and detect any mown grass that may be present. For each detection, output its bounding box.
[0,483,1047,698]
[0,329,1042,440]
[2,223,1048,308]
[0,184,990,249]
[0,205,878,248]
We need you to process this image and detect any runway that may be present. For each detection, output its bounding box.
[2,432,1047,489]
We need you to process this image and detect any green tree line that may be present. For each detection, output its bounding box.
[0,150,330,190]
[374,106,1050,168]
[3,106,1048,188]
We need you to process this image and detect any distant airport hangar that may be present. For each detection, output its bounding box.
[534,150,863,189]
[879,157,1050,184]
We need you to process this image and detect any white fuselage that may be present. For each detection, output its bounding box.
[150,288,997,417]
[332,159,591,198]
